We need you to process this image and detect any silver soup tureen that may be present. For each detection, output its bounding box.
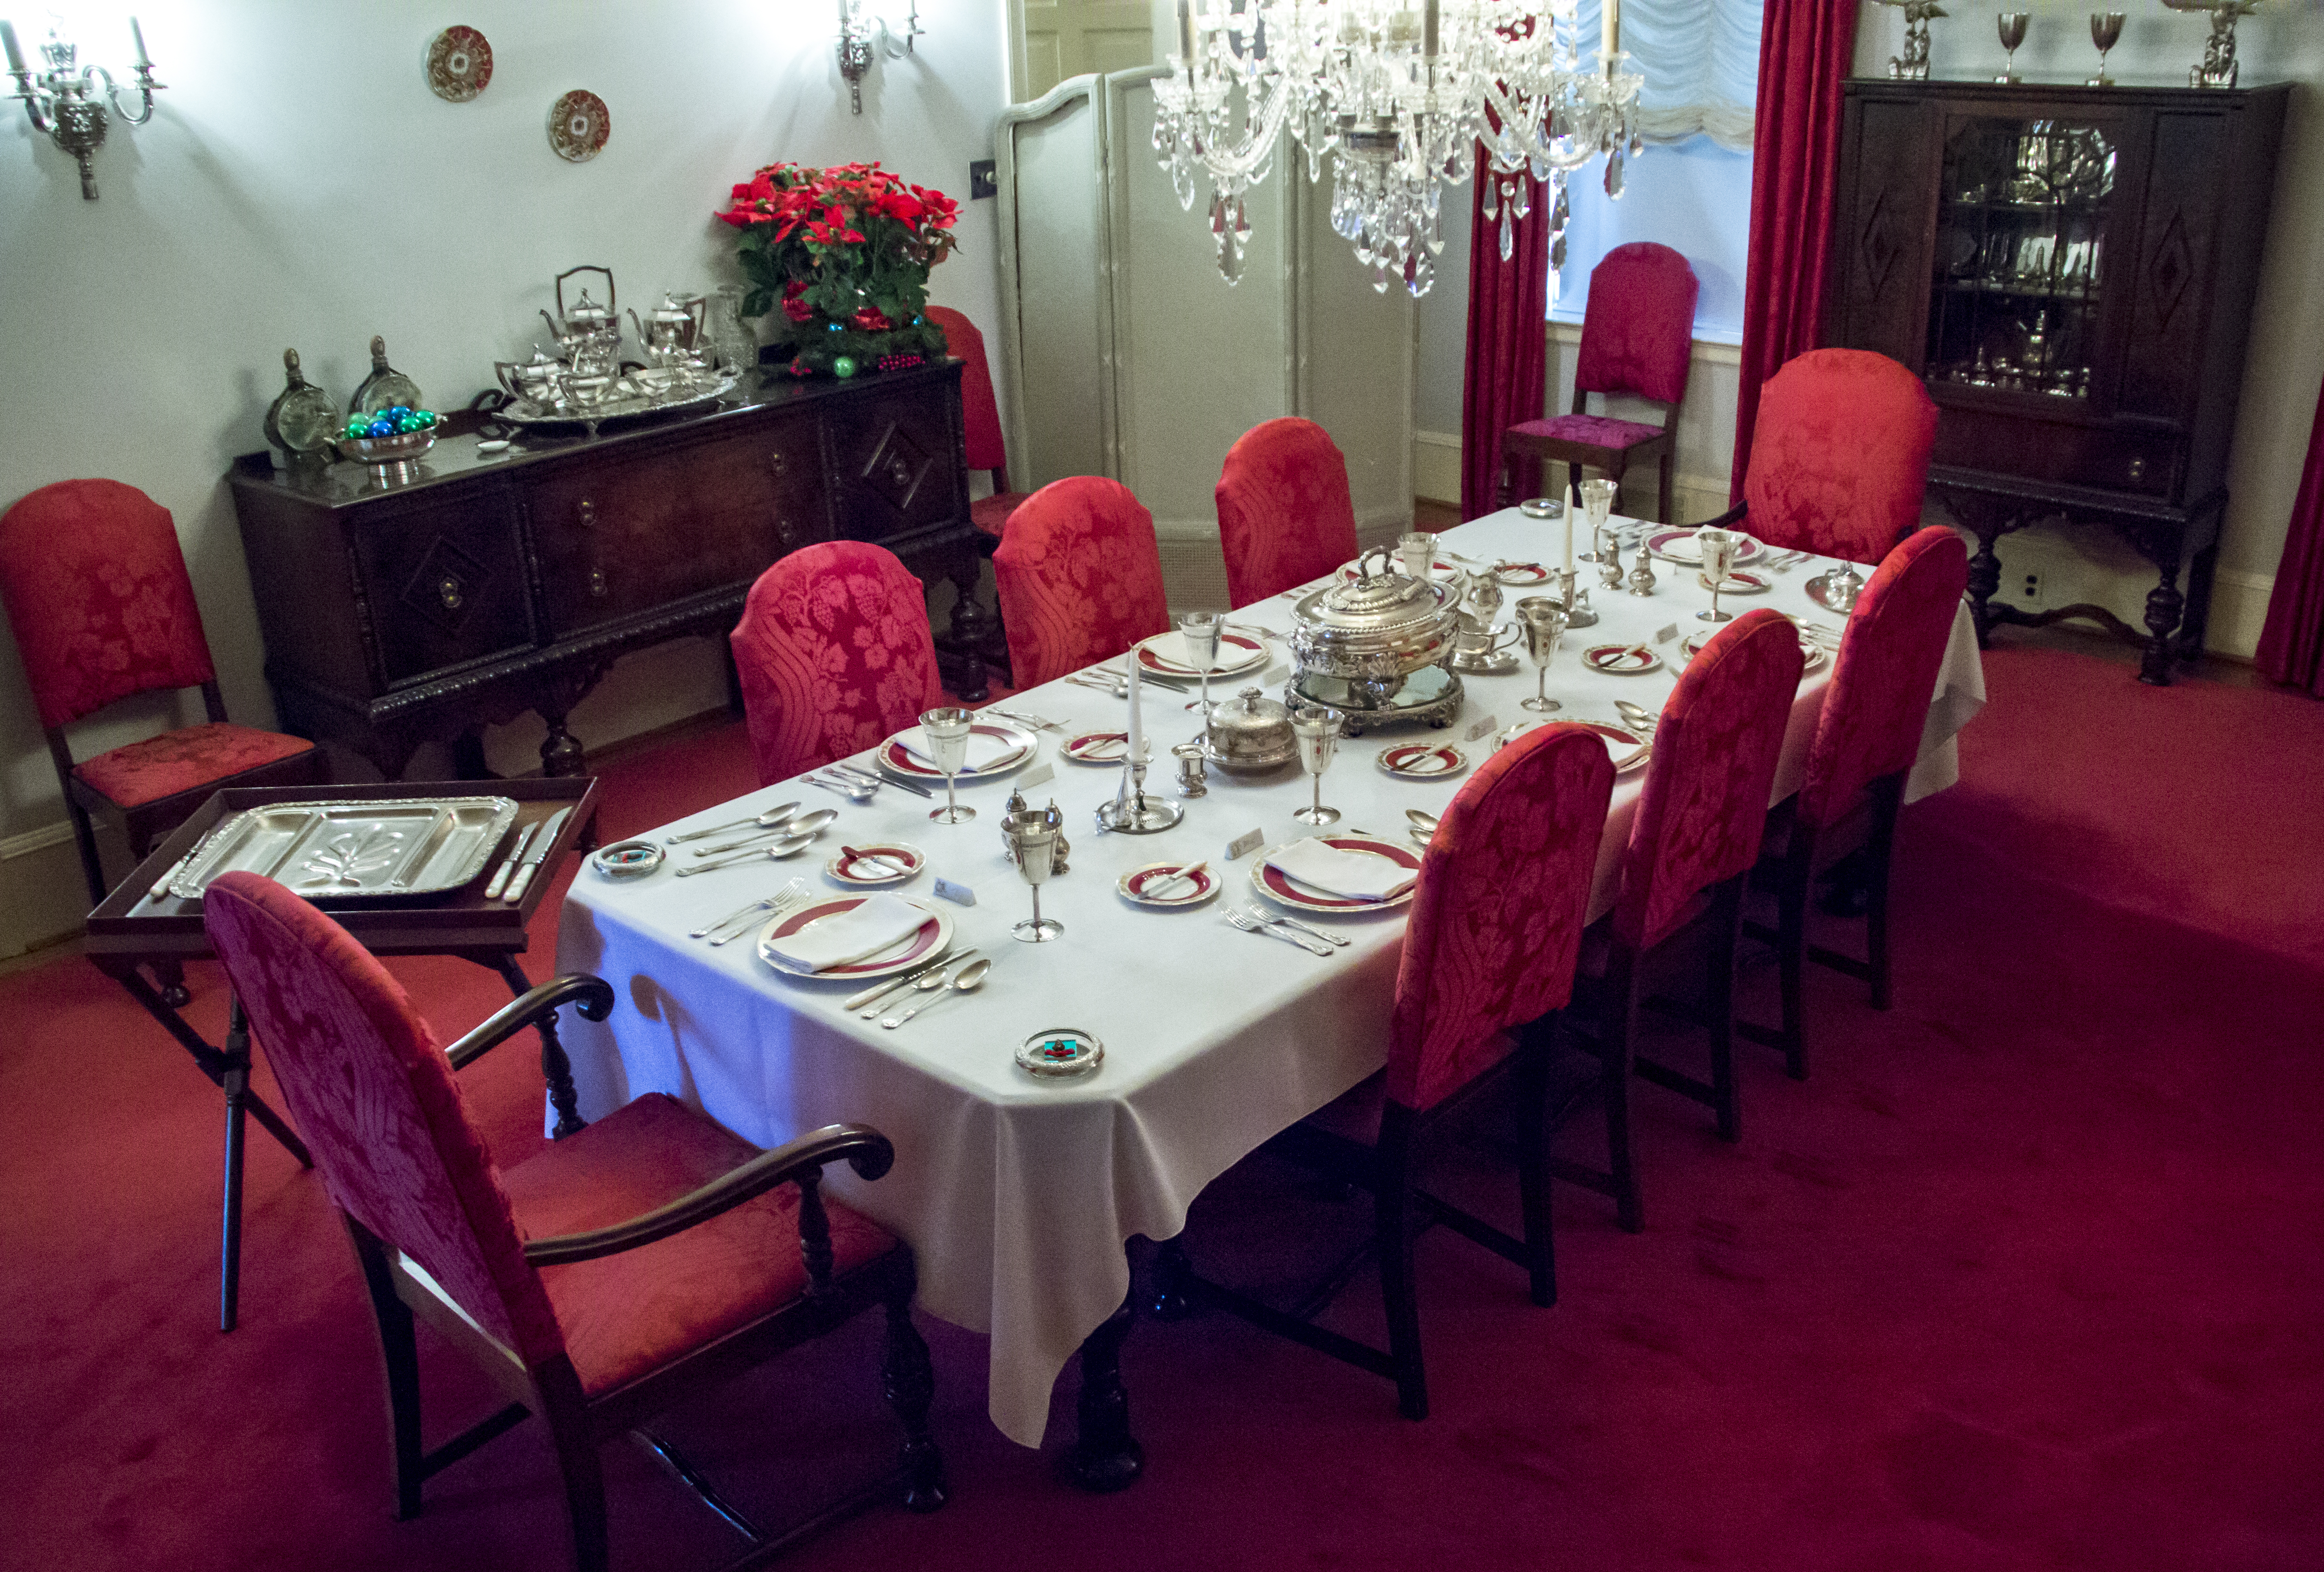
[1285,546,1464,734]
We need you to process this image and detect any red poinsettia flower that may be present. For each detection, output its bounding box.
[851,307,892,332]
[782,296,815,322]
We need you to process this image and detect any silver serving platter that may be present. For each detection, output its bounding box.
[168,796,520,901]
[498,371,741,432]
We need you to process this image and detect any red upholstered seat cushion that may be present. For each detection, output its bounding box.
[72,722,317,809]
[971,491,1031,540]
[1507,413,1668,454]
[504,1093,900,1399]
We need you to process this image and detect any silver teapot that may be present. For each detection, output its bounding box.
[630,292,707,360]
[540,265,623,376]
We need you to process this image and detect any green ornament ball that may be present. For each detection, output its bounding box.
[832,356,858,379]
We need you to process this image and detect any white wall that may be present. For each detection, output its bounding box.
[0,0,1011,953]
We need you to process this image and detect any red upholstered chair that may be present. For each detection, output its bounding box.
[0,479,324,909]
[1707,348,1939,564]
[1741,527,1969,1079]
[731,540,945,786]
[925,307,1031,548]
[1214,417,1362,609]
[1562,610,1805,1230]
[1499,242,1699,524]
[1159,725,1616,1420]
[200,871,943,1572]
[991,476,1170,689]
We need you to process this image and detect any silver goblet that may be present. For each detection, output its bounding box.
[1579,476,1618,566]
[1515,596,1568,713]
[1179,610,1222,718]
[2089,10,2123,85]
[1695,528,1740,624]
[920,706,975,824]
[1997,12,2028,81]
[1008,817,1064,942]
[1291,706,1342,826]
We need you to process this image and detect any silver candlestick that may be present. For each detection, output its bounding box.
[1094,753,1182,834]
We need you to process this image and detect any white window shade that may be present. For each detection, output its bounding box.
[1574,0,1762,151]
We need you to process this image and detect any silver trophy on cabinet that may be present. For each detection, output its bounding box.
[2160,0,2262,88]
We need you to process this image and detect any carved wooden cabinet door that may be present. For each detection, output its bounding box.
[348,489,534,686]
[824,378,965,543]
[1830,94,1941,370]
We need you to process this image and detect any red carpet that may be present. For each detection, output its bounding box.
[3,648,2320,1572]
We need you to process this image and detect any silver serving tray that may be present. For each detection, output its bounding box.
[168,796,520,901]
[498,372,740,431]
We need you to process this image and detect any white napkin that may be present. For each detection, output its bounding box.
[1265,839,1417,902]
[897,725,1018,772]
[767,893,931,972]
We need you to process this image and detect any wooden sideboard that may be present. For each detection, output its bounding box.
[228,361,987,777]
[1827,79,2289,683]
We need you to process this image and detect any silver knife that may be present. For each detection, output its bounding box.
[500,807,572,904]
[482,821,538,900]
[846,946,976,1015]
[832,760,934,799]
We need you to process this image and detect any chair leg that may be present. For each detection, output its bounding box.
[1373,1106,1427,1420]
[1865,777,1904,1011]
[1604,946,1644,1233]
[537,1364,610,1572]
[1658,449,1675,526]
[1513,1034,1556,1307]
[1777,825,1815,1080]
[67,800,107,909]
[343,1220,427,1519]
[1708,877,1745,1145]
[154,960,192,1010]
[880,1263,947,1513]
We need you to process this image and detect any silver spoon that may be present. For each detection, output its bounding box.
[674,829,820,876]
[882,957,991,1028]
[1406,808,1441,832]
[692,805,839,856]
[666,800,800,846]
[1614,700,1658,734]
[805,773,877,803]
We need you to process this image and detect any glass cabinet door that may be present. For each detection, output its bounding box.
[1926,118,2118,402]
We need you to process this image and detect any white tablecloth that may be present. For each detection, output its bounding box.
[553,511,1983,1447]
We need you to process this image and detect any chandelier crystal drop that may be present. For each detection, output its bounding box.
[1153,0,1643,298]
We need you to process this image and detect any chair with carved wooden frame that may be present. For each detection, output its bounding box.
[1498,242,1699,523]
[1156,724,1615,1420]
[200,871,945,1572]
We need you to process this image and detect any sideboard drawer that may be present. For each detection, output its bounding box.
[527,425,826,639]
[349,492,534,686]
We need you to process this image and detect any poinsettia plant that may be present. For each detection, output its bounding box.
[716,160,960,375]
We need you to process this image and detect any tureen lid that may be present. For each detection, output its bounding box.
[1291,549,1458,654]
[1205,686,1297,767]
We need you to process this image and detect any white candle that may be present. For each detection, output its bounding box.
[1601,0,1619,59]
[130,16,149,68]
[2,21,27,77]
[1563,508,1573,574]
[1424,0,1439,57]
[1126,652,1145,762]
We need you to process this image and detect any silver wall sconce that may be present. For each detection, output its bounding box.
[837,0,922,115]
[2,14,162,200]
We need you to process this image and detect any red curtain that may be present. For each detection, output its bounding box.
[1730,0,1862,499]
[2255,378,2324,695]
[1460,163,1551,521]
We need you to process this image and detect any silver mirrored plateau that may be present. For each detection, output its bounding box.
[168,797,520,900]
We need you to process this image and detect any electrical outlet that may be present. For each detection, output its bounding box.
[2016,570,2043,612]
[968,160,997,200]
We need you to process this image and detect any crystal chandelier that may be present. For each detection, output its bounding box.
[1152,0,1643,298]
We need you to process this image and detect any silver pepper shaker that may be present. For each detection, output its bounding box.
[1627,538,1658,597]
[1598,531,1626,592]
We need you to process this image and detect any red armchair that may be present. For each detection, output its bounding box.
[201,871,944,1572]
[1709,348,1940,564]
[0,479,324,910]
[1159,724,1616,1420]
[1500,242,1700,523]
[1214,417,1362,608]
[730,541,945,786]
[991,476,1170,689]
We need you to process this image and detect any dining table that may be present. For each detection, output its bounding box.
[551,507,1985,1478]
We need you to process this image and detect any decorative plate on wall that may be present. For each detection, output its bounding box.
[424,26,493,103]
[548,90,610,162]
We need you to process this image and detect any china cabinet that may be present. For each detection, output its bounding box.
[227,361,983,777]
[1827,79,2288,682]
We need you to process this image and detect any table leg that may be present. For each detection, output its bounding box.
[110,964,312,1168]
[495,955,585,1139]
[2139,558,2185,688]
[220,996,250,1333]
[1063,1277,1144,1493]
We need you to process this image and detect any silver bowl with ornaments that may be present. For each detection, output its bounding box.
[1285,546,1464,735]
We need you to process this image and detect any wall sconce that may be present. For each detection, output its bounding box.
[2,14,162,200]
[837,0,922,115]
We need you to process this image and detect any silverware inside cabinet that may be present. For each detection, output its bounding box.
[168,797,521,901]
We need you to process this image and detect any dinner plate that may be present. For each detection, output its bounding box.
[1338,556,1461,585]
[1696,569,1770,594]
[875,720,1037,782]
[1492,561,1555,587]
[1684,631,1828,673]
[1376,742,1469,779]
[1118,861,1223,908]
[1582,643,1665,675]
[1252,835,1423,913]
[1648,529,1765,566]
[823,842,925,887]
[1496,719,1651,773]
[1062,730,1130,765]
[1133,629,1269,679]
[756,895,951,979]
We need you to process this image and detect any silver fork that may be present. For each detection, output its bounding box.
[692,878,807,942]
[1225,910,1333,956]
[1244,904,1350,948]
[987,706,1062,731]
[709,883,815,946]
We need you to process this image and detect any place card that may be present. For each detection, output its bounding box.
[1654,623,1679,644]
[1018,760,1055,790]
[1464,712,1499,742]
[1261,662,1291,688]
[933,877,976,906]
[1225,827,1265,861]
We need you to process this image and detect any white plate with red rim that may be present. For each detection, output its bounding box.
[1648,529,1765,566]
[823,842,926,887]
[755,895,952,980]
[1251,835,1423,913]
[1695,568,1771,594]
[1491,561,1555,587]
[1117,861,1223,908]
[874,719,1038,782]
[1582,643,1665,675]
[1376,742,1469,779]
[1133,629,1269,679]
[1496,719,1651,773]
[1338,556,1461,585]
[1683,630,1828,673]
[1062,730,1130,765]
